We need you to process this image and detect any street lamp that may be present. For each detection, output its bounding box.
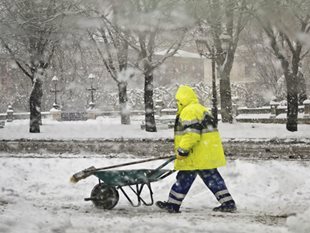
[219,32,231,51]
[50,75,60,109]
[195,33,230,126]
[87,73,97,109]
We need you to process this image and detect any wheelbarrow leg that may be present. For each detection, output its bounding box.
[142,183,154,206]
[119,186,141,207]
[130,183,154,206]
[118,183,154,207]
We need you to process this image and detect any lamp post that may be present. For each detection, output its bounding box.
[87,73,96,109]
[50,76,60,109]
[195,34,230,126]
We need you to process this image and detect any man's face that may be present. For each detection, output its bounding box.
[176,99,183,113]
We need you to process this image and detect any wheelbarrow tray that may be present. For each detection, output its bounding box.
[94,168,172,187]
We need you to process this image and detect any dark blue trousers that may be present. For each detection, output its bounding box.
[167,169,234,206]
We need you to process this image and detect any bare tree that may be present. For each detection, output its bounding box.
[0,0,71,132]
[254,0,310,131]
[109,0,190,132]
[190,0,251,123]
[83,1,132,125]
[297,64,307,105]
[239,24,283,97]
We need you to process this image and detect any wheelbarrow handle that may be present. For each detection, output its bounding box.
[70,155,175,183]
[146,156,176,180]
[94,155,175,172]
[154,157,175,171]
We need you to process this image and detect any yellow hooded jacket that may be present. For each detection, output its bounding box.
[174,85,226,170]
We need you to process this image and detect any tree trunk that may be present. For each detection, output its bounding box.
[298,70,307,105]
[29,75,43,133]
[118,81,130,125]
[219,78,233,123]
[286,73,298,132]
[219,69,233,123]
[144,72,157,132]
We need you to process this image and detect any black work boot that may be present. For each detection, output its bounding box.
[213,201,237,213]
[156,201,180,213]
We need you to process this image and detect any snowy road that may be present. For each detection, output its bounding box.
[1,154,310,233]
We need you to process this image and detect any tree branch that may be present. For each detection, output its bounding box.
[150,29,186,70]
[301,49,310,60]
[98,28,118,76]
[0,38,32,80]
[100,14,141,52]
[87,31,118,83]
[281,32,295,54]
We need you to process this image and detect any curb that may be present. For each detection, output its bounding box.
[1,138,310,160]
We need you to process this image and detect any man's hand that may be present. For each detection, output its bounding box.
[176,148,189,160]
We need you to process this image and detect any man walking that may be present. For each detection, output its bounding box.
[156,85,236,213]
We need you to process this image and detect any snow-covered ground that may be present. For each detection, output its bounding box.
[1,155,310,233]
[1,117,310,233]
[1,116,310,141]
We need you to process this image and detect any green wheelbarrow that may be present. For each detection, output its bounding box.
[71,156,175,210]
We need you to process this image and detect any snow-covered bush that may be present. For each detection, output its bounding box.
[0,79,273,113]
[231,83,270,108]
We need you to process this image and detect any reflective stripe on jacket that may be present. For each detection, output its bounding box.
[174,85,226,170]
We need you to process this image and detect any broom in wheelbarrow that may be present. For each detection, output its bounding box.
[70,155,175,183]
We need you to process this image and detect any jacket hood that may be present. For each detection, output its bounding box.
[175,85,199,113]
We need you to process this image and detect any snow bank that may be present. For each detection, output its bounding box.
[1,118,310,141]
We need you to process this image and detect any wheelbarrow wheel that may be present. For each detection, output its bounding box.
[90,184,119,210]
